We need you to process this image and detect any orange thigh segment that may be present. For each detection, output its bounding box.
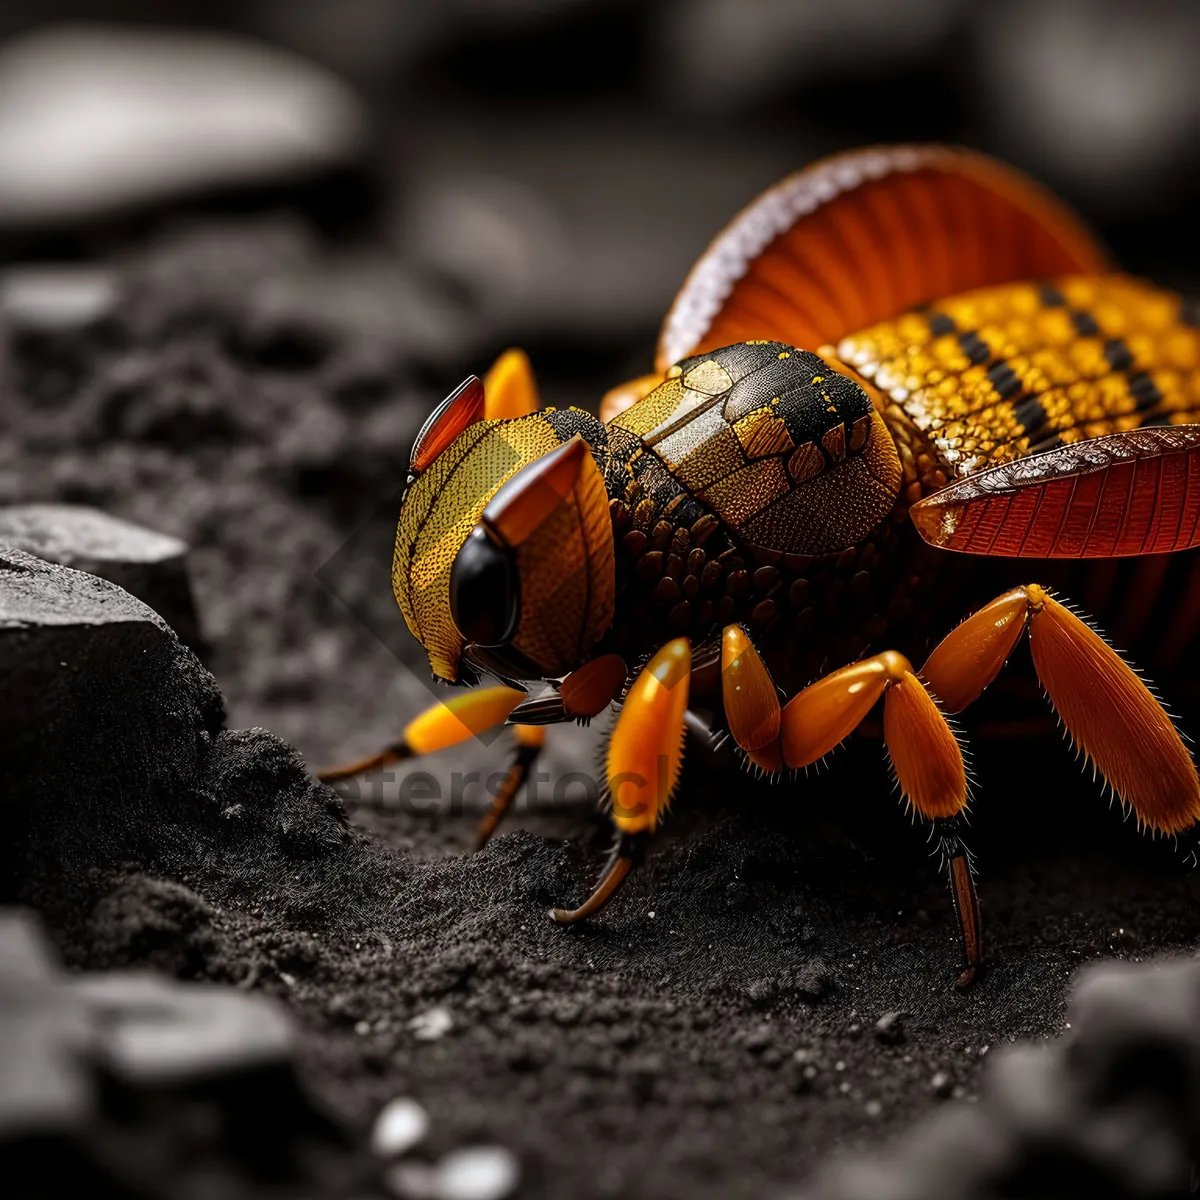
[778,649,968,822]
[608,638,692,835]
[318,685,525,782]
[721,625,782,773]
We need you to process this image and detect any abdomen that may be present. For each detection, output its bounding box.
[837,273,1200,684]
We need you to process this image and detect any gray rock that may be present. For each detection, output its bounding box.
[0,549,223,871]
[435,1145,520,1200]
[799,956,1200,1199]
[0,24,368,231]
[70,971,294,1087]
[0,911,93,1139]
[974,0,1200,212]
[873,1011,907,1045]
[250,255,473,366]
[1068,958,1200,1137]
[372,1096,431,1158]
[0,505,203,652]
[0,265,118,332]
[0,907,337,1195]
[792,959,834,1003]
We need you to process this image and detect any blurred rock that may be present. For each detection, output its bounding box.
[798,956,1200,1199]
[0,910,92,1140]
[387,1160,442,1200]
[73,971,295,1087]
[1069,958,1200,1140]
[0,265,118,332]
[0,549,223,876]
[410,1005,454,1042]
[254,0,447,90]
[0,504,204,653]
[251,254,475,366]
[436,1145,520,1200]
[0,24,369,231]
[394,116,798,346]
[652,0,961,114]
[975,0,1200,212]
[873,1011,906,1045]
[0,908,351,1199]
[372,1096,431,1158]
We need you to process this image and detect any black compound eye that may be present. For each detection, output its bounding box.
[449,525,520,648]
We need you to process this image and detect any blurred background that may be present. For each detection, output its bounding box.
[0,0,1197,811]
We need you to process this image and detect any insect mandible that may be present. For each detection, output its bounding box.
[321,145,1200,986]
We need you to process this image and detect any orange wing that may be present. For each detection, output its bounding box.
[910,426,1200,558]
[657,144,1110,373]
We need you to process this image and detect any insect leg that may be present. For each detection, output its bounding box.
[318,685,526,782]
[777,652,966,816]
[550,637,692,924]
[940,821,982,989]
[319,686,547,848]
[720,624,783,771]
[473,724,545,851]
[778,651,973,981]
[922,584,1200,835]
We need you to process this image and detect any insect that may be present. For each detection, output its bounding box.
[321,144,1200,986]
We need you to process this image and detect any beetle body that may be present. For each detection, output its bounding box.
[327,145,1200,985]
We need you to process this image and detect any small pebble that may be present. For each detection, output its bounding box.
[744,1025,774,1053]
[372,1097,430,1158]
[930,1070,952,1097]
[410,1006,454,1042]
[386,1160,440,1200]
[874,1011,907,1045]
[437,1145,520,1200]
[0,265,116,329]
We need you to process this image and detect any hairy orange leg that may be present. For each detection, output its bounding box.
[922,584,1200,836]
[318,685,545,848]
[551,638,691,924]
[720,624,783,772]
[915,583,1200,982]
[778,650,977,985]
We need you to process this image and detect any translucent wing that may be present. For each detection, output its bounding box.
[910,426,1200,558]
[658,144,1110,373]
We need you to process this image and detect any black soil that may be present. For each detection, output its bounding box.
[6,221,1200,1199]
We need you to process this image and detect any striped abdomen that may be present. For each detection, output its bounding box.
[838,275,1200,682]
